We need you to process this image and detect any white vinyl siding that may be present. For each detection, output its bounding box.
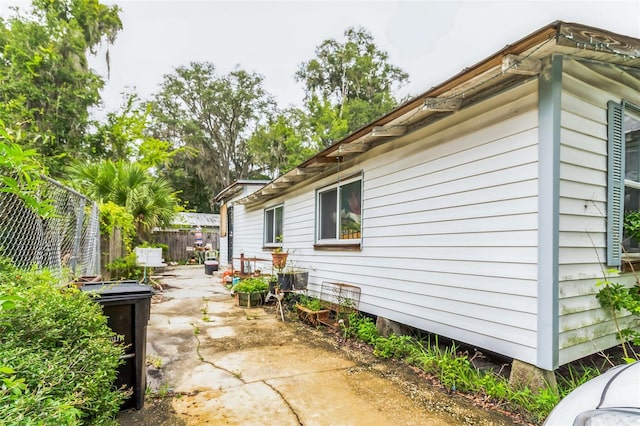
[236,81,540,364]
[360,82,539,363]
[217,183,269,270]
[557,58,640,365]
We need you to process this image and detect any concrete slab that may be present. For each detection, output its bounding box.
[117,265,519,426]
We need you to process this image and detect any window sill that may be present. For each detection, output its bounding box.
[622,255,640,273]
[313,243,361,252]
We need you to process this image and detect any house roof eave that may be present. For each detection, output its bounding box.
[237,21,640,208]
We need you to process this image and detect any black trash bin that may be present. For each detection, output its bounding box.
[81,281,153,411]
[204,260,218,275]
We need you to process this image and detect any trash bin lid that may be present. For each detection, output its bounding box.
[80,281,153,302]
[204,260,218,265]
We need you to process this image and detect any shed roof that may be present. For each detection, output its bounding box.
[214,180,271,203]
[237,21,640,207]
[172,212,220,228]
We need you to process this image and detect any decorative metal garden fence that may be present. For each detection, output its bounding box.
[0,175,100,280]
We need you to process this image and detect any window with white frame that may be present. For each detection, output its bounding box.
[607,101,640,265]
[317,177,362,243]
[264,205,283,246]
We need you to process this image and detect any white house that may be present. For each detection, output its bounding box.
[215,21,640,374]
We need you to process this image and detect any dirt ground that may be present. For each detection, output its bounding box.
[117,265,525,426]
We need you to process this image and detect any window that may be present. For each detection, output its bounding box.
[264,205,283,246]
[608,101,640,265]
[317,177,362,243]
[624,111,640,253]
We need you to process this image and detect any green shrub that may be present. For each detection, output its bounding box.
[374,334,415,359]
[0,258,126,425]
[233,277,268,293]
[343,313,378,344]
[106,251,141,280]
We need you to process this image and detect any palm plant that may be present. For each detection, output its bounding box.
[67,160,178,242]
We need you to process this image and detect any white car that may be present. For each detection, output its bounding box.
[544,361,640,425]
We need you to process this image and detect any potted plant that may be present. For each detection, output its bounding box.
[295,294,330,326]
[271,236,288,272]
[271,235,288,271]
[272,247,288,271]
[232,277,269,308]
[277,268,309,291]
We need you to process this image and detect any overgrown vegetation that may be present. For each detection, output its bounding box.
[593,211,640,363]
[0,0,122,177]
[0,258,126,424]
[232,277,268,293]
[105,251,141,281]
[336,312,601,423]
[0,123,53,218]
[595,274,640,362]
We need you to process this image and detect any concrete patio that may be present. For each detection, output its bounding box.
[117,265,518,425]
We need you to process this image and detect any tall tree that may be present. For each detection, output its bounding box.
[147,62,276,210]
[296,27,409,145]
[247,107,319,179]
[0,0,122,176]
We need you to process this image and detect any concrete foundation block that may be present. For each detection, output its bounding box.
[375,316,412,338]
[509,359,558,394]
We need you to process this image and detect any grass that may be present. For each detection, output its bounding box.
[147,356,163,369]
[336,312,607,424]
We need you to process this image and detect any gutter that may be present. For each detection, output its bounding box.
[238,20,640,207]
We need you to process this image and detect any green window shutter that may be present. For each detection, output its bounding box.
[607,101,625,267]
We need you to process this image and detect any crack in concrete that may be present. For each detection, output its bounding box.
[241,366,354,384]
[262,381,303,426]
[192,323,247,384]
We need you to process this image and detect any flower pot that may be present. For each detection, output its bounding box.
[271,252,288,270]
[294,272,309,290]
[277,273,295,291]
[234,291,267,308]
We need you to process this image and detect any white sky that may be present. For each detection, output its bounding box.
[3,1,640,119]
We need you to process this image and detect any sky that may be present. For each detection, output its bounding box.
[3,1,640,119]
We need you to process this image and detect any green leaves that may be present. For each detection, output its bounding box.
[296,26,408,143]
[0,259,125,424]
[298,294,324,312]
[232,277,268,293]
[247,107,320,177]
[0,125,55,218]
[0,294,23,312]
[624,210,640,242]
[595,275,640,361]
[0,366,27,397]
[0,0,122,177]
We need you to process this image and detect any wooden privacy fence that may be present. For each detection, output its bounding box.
[100,227,126,273]
[151,230,219,262]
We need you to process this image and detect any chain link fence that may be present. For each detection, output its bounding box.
[0,175,100,280]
